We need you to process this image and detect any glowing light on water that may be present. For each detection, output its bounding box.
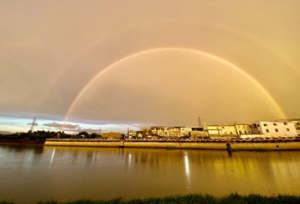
[184,152,191,188]
[128,153,132,166]
[50,148,56,166]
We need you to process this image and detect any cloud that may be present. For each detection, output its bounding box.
[76,127,99,133]
[43,122,79,130]
[27,122,38,126]
[39,122,99,133]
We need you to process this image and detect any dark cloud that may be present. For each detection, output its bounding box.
[43,122,79,130]
[76,128,99,133]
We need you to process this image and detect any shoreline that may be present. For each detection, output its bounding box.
[3,193,300,204]
[44,140,300,151]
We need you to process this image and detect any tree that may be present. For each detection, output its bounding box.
[78,131,89,138]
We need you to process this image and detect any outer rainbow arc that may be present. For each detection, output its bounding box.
[64,48,286,121]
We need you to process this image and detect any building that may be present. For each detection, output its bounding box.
[102,132,122,138]
[252,121,297,137]
[190,127,207,138]
[150,126,173,137]
[276,119,300,136]
[128,130,137,138]
[207,124,253,138]
[207,125,237,137]
[149,126,205,138]
[290,120,300,136]
[235,124,253,135]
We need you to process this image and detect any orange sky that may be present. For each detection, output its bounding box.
[0,0,299,127]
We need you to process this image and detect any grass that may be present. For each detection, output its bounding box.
[31,193,300,204]
[0,201,13,204]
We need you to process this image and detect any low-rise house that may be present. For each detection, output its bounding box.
[252,121,297,137]
[290,120,300,136]
[150,126,205,138]
[190,127,207,138]
[207,124,253,138]
[128,130,137,138]
[207,125,238,137]
[276,119,300,136]
[235,124,253,135]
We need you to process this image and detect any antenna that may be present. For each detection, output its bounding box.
[29,117,37,132]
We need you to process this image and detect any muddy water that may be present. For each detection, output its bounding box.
[0,145,299,203]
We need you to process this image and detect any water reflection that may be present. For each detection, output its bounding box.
[50,148,56,167]
[184,152,191,188]
[128,153,132,166]
[0,145,299,204]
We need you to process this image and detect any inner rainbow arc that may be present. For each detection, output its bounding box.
[64,48,286,121]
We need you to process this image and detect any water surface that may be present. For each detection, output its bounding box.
[0,145,299,203]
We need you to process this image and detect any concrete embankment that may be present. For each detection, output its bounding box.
[45,140,300,151]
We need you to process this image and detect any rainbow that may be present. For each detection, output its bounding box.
[64,48,286,121]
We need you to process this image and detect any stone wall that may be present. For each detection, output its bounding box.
[45,141,300,150]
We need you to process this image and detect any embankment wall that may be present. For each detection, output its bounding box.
[44,141,300,150]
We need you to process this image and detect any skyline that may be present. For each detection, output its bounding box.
[1,1,299,131]
[1,115,298,134]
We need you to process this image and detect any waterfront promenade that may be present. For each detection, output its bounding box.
[45,138,300,150]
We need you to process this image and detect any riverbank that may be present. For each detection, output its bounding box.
[2,193,299,204]
[45,139,300,151]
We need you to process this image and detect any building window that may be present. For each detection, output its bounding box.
[264,124,267,126]
[284,122,287,125]
[239,131,242,134]
[275,129,278,132]
[244,131,247,134]
[266,129,269,133]
[287,128,290,131]
[230,132,233,135]
[273,123,277,126]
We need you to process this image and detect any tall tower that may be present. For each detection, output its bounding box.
[29,117,37,132]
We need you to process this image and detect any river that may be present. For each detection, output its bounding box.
[0,145,299,203]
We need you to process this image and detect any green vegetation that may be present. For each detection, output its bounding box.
[2,193,292,204]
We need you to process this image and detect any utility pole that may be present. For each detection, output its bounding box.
[29,117,37,132]
[198,117,202,127]
[234,122,239,136]
[98,127,102,136]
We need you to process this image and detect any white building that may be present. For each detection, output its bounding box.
[290,120,300,136]
[278,119,300,136]
[252,121,297,137]
[207,124,252,137]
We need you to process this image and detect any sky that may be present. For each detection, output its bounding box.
[0,0,299,132]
